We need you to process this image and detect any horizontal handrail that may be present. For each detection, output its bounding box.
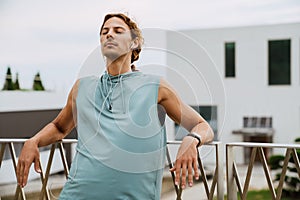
[0,139,220,145]
[0,138,78,143]
[167,140,221,146]
[227,142,300,148]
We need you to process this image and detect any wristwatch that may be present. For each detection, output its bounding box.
[187,132,202,147]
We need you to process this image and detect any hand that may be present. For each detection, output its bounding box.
[17,139,41,187]
[170,136,199,189]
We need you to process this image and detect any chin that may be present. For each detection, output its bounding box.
[104,51,129,62]
[103,52,120,61]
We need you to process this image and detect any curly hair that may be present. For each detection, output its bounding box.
[100,13,144,64]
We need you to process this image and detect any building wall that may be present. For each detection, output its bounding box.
[166,23,300,163]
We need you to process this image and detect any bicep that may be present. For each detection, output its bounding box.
[52,80,79,135]
[158,79,205,132]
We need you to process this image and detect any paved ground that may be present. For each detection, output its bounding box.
[0,164,270,200]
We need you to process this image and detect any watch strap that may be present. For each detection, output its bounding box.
[187,132,202,147]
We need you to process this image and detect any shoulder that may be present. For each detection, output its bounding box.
[69,76,99,99]
[78,76,99,85]
[76,76,99,92]
[159,78,176,94]
[158,78,178,103]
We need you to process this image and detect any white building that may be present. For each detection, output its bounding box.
[162,22,300,163]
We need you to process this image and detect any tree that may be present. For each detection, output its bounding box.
[2,66,14,90]
[32,72,45,91]
[14,72,20,90]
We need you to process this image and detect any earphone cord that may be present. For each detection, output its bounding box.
[70,73,121,181]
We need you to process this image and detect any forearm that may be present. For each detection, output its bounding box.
[29,122,69,147]
[190,121,214,145]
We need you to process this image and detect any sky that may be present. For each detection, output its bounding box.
[0,0,299,91]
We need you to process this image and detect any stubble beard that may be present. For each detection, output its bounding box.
[103,49,130,64]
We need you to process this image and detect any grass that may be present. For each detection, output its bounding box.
[214,189,297,200]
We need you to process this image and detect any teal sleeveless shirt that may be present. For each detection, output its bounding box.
[59,71,167,200]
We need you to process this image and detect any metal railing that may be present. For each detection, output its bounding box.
[167,141,224,200]
[0,139,223,200]
[3,139,300,200]
[0,139,77,200]
[226,142,300,200]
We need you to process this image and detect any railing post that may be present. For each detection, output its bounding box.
[58,142,70,178]
[226,144,237,200]
[216,142,224,200]
[0,143,6,168]
[8,142,26,200]
[39,144,56,200]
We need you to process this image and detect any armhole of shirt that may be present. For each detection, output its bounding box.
[155,76,166,127]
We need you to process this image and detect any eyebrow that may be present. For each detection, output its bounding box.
[102,26,127,31]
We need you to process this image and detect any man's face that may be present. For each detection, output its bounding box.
[100,17,133,62]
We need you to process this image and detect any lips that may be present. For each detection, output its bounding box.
[104,41,118,47]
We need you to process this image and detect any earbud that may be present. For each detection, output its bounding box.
[130,42,134,49]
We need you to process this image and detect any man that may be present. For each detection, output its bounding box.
[17,13,214,199]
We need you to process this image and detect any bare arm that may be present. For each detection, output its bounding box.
[16,80,79,187]
[158,78,214,189]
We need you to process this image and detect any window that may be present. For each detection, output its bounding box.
[174,105,218,141]
[225,42,235,77]
[268,39,291,85]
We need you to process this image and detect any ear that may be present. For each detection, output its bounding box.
[130,39,139,50]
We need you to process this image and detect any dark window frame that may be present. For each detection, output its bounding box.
[268,39,291,85]
[225,42,236,78]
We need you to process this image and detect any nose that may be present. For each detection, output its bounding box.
[106,29,114,39]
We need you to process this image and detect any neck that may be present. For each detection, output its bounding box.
[106,54,132,76]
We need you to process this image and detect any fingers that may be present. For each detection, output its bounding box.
[16,140,40,188]
[170,158,200,189]
[170,139,201,189]
[175,161,181,187]
[169,161,181,187]
[22,162,30,187]
[16,161,22,186]
[17,161,40,187]
[17,157,40,187]
[17,159,27,187]
[187,161,193,187]
[181,162,187,189]
[34,157,41,173]
[193,157,199,180]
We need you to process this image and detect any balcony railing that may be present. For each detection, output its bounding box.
[0,139,223,200]
[0,139,77,200]
[4,139,299,200]
[167,141,224,200]
[226,142,300,200]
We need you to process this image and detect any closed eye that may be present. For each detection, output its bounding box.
[101,26,126,35]
[115,27,125,34]
[101,28,108,35]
